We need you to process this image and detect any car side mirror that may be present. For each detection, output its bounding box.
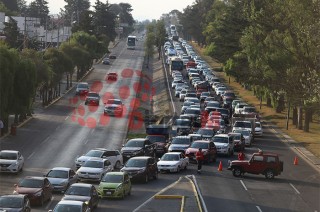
[122,144,125,147]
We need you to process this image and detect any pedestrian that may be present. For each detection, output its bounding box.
[238,151,245,161]
[0,118,3,136]
[196,148,204,173]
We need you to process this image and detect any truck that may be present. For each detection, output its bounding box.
[120,138,157,162]
[146,124,171,157]
[169,57,184,73]
[228,150,284,179]
[231,113,259,137]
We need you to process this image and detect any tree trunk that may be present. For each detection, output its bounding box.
[298,106,303,130]
[286,101,290,130]
[292,107,297,126]
[304,108,310,132]
[267,96,272,107]
[66,74,69,90]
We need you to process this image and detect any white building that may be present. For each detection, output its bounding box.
[0,12,5,33]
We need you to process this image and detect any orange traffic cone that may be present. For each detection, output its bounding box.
[294,156,298,165]
[217,161,223,171]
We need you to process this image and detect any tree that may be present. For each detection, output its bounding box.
[26,0,49,26]
[155,20,166,59]
[3,17,22,49]
[0,0,18,12]
[63,0,90,28]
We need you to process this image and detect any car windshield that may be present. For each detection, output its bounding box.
[197,129,214,136]
[0,152,17,160]
[18,178,43,188]
[207,102,220,107]
[244,107,256,113]
[161,154,180,161]
[82,160,103,168]
[77,84,88,88]
[125,140,144,147]
[147,136,166,144]
[191,142,209,149]
[240,130,250,136]
[87,93,99,98]
[125,159,147,167]
[172,138,190,145]
[234,122,252,128]
[256,123,261,128]
[101,174,123,183]
[107,99,121,105]
[85,150,103,158]
[0,196,23,208]
[47,170,68,178]
[174,120,190,126]
[217,109,229,115]
[213,137,228,144]
[65,186,90,196]
[185,109,200,115]
[54,204,81,212]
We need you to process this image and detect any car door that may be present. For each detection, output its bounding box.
[104,160,112,173]
[145,140,153,156]
[103,151,116,167]
[148,158,156,176]
[179,153,186,167]
[18,152,24,170]
[123,173,130,194]
[69,169,77,184]
[247,155,265,174]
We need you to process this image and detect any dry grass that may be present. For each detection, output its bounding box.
[192,42,320,157]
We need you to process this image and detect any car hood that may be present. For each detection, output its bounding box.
[214,142,229,148]
[230,160,249,165]
[47,177,68,185]
[78,167,103,173]
[62,195,91,202]
[169,144,189,149]
[76,156,91,162]
[16,187,42,194]
[0,159,17,164]
[157,161,179,166]
[121,147,142,152]
[99,182,121,189]
[121,167,145,172]
[0,207,23,212]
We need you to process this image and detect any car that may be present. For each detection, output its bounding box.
[157,152,189,173]
[106,72,118,81]
[120,156,158,183]
[13,176,53,206]
[233,129,253,146]
[228,132,245,152]
[75,82,89,95]
[255,121,263,136]
[185,140,217,163]
[120,138,156,162]
[49,200,90,212]
[168,136,192,152]
[228,150,284,179]
[75,148,123,169]
[102,58,110,65]
[104,98,123,116]
[199,92,210,101]
[188,133,203,142]
[62,183,99,209]
[242,106,257,115]
[215,87,227,96]
[196,128,215,139]
[44,167,78,192]
[232,120,253,134]
[76,158,113,182]
[0,150,24,173]
[212,134,234,156]
[84,92,100,106]
[172,119,192,135]
[109,54,117,59]
[97,172,132,199]
[234,102,248,114]
[0,194,31,212]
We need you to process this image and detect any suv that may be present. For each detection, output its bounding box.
[228,151,284,179]
[212,134,234,156]
[120,156,158,183]
[120,138,156,162]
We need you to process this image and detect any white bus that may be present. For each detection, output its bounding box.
[127,35,136,50]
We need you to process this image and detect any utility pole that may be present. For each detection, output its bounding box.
[23,15,27,49]
[57,15,60,48]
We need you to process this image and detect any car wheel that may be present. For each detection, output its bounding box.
[265,169,275,179]
[233,167,242,177]
[115,161,121,169]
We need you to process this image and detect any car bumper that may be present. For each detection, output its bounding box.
[0,166,20,173]
[158,167,179,172]
[98,189,122,198]
[78,174,101,181]
[216,148,229,155]
[51,184,68,192]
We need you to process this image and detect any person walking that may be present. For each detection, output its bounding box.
[196,148,204,174]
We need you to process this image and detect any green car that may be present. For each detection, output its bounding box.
[97,172,131,199]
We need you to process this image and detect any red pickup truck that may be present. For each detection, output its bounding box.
[228,151,283,179]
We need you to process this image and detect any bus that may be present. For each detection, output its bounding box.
[127,35,136,50]
[169,57,184,74]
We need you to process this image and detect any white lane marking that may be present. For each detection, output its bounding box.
[256,206,263,212]
[84,139,89,145]
[289,183,301,194]
[192,175,208,212]
[45,196,54,210]
[65,116,69,120]
[27,151,35,160]
[240,180,248,191]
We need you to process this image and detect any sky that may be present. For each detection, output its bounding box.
[26,0,196,21]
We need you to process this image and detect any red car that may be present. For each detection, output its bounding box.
[13,176,53,206]
[185,140,217,163]
[107,72,118,81]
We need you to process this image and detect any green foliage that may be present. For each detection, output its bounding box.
[26,0,49,26]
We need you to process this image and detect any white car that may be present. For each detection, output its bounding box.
[233,129,253,146]
[75,148,123,169]
[77,158,113,182]
[0,150,24,173]
[212,134,234,156]
[255,122,263,136]
[157,152,189,173]
[215,87,227,96]
[234,102,248,114]
[104,99,124,116]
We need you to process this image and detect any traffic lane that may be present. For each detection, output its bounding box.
[253,125,320,211]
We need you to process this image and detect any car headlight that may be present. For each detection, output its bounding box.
[115,184,123,192]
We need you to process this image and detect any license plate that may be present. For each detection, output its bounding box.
[106,191,111,195]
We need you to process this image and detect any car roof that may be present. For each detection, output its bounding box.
[51,167,72,171]
[106,171,125,176]
[173,135,190,139]
[0,150,19,154]
[214,134,230,138]
[70,183,92,188]
[163,152,182,155]
[0,194,26,199]
[128,138,146,142]
[193,140,211,143]
[128,156,152,160]
[24,176,46,180]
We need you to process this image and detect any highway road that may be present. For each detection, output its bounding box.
[0,36,319,212]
